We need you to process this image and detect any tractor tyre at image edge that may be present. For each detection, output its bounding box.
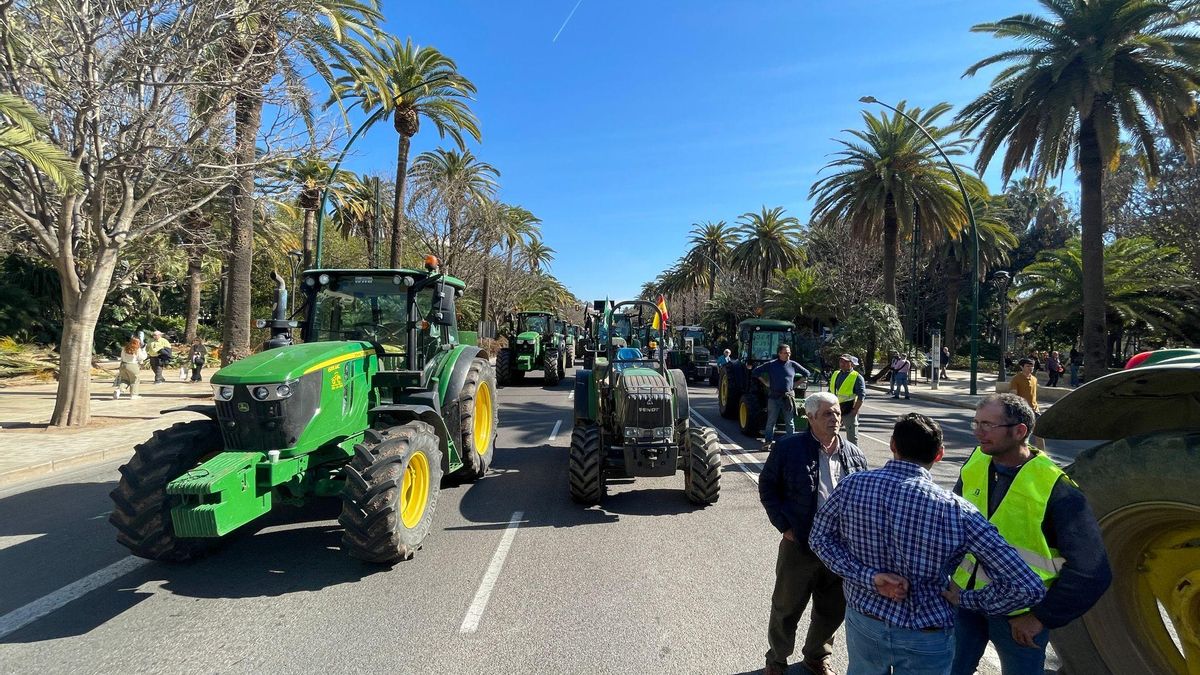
[684,426,721,505]
[568,423,605,504]
[109,419,225,562]
[456,357,498,481]
[340,422,443,563]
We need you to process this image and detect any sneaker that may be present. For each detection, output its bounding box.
[131,394,140,400]
[112,390,121,399]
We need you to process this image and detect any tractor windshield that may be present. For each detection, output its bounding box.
[310,276,409,353]
[748,330,795,362]
[680,329,705,342]
[519,314,550,334]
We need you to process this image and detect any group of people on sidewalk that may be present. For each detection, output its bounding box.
[111,330,210,399]
[757,369,1111,674]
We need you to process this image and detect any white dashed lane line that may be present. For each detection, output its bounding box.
[459,511,525,634]
[548,420,563,442]
[0,556,150,639]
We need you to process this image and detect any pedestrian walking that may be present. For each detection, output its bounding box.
[829,354,865,446]
[890,353,911,400]
[113,337,146,399]
[940,346,951,380]
[951,394,1112,675]
[1068,346,1082,388]
[809,413,1046,675]
[751,344,811,450]
[1045,351,1064,387]
[1009,358,1045,450]
[146,330,171,384]
[188,339,208,382]
[759,392,869,675]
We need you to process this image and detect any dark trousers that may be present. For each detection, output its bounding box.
[149,356,165,382]
[766,536,846,668]
[190,365,202,382]
[1047,370,1061,387]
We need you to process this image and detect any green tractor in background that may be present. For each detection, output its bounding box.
[568,324,586,361]
[556,318,576,369]
[717,318,809,438]
[569,300,721,505]
[496,310,567,386]
[667,325,716,386]
[109,262,498,564]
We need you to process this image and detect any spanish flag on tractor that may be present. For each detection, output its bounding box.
[652,294,669,330]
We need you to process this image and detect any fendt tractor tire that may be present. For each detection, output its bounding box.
[1050,431,1200,675]
[340,422,443,563]
[684,426,722,505]
[456,358,498,481]
[718,371,740,420]
[568,423,605,504]
[109,419,225,562]
[544,349,562,386]
[496,348,514,386]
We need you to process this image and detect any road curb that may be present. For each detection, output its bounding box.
[0,447,128,488]
[865,383,978,411]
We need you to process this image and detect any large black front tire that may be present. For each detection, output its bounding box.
[544,348,562,386]
[684,426,721,505]
[718,370,741,419]
[109,420,225,562]
[456,358,497,481]
[568,423,605,504]
[496,348,514,386]
[340,422,443,563]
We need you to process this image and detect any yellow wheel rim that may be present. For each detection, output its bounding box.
[719,376,728,407]
[739,400,750,429]
[473,381,493,457]
[399,451,430,529]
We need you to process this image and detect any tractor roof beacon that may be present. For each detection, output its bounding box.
[109,261,498,564]
[569,300,721,506]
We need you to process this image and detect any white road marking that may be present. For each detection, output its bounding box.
[0,555,150,639]
[690,410,761,484]
[567,390,574,400]
[89,511,111,521]
[548,420,563,442]
[460,511,525,634]
[0,534,43,551]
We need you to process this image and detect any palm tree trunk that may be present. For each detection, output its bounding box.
[481,257,491,324]
[1079,115,1107,379]
[708,265,717,301]
[390,134,412,268]
[184,254,203,343]
[49,243,119,427]
[943,252,962,354]
[222,89,261,366]
[760,266,769,305]
[302,208,316,268]
[883,192,899,305]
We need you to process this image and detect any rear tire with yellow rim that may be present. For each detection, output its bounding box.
[340,422,443,563]
[457,357,497,481]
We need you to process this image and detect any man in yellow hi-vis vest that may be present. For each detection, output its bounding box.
[829,354,864,445]
[950,393,1111,675]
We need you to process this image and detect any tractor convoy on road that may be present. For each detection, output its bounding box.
[105,259,1198,674]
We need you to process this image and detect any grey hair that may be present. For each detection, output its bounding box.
[978,393,1035,441]
[805,391,840,417]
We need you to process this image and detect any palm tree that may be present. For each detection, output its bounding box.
[521,238,555,273]
[220,0,381,364]
[407,148,498,272]
[810,101,984,306]
[0,93,80,191]
[273,157,355,268]
[328,173,387,267]
[729,206,805,304]
[957,0,1200,375]
[331,36,481,268]
[685,220,738,301]
[940,201,1018,353]
[1010,237,1196,361]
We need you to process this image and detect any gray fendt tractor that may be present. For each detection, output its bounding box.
[569,300,721,505]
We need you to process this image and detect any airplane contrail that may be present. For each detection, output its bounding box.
[552,0,584,43]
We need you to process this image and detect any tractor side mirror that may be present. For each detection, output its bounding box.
[428,282,456,326]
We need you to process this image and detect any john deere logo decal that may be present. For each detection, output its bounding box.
[237,402,250,413]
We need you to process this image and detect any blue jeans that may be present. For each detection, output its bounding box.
[764,396,794,443]
[892,372,909,397]
[950,608,1049,675]
[845,608,953,675]
[1069,363,1081,387]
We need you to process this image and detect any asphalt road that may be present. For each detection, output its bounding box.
[0,370,1093,674]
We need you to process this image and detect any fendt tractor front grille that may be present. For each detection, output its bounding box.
[616,374,673,439]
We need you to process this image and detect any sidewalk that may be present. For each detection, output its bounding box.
[864,367,1075,410]
[0,367,213,486]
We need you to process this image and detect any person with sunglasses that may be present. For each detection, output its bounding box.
[950,393,1111,675]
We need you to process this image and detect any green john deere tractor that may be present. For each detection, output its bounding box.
[1037,348,1200,675]
[569,300,721,505]
[556,318,576,369]
[109,265,498,564]
[717,318,809,437]
[667,325,716,385]
[496,310,567,386]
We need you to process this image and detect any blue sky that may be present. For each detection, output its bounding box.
[337,0,1044,302]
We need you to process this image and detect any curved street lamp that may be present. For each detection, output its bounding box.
[859,96,982,395]
[314,75,452,267]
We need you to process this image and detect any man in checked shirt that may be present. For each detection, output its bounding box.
[809,413,1045,675]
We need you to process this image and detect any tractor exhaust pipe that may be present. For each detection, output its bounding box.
[259,271,296,351]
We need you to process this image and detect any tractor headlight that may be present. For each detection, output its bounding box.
[624,427,640,439]
[275,383,293,399]
[213,385,234,401]
[318,273,330,285]
[654,426,673,439]
[252,386,270,401]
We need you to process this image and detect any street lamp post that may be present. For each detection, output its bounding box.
[286,250,304,313]
[992,270,1011,382]
[860,96,982,395]
[314,75,452,267]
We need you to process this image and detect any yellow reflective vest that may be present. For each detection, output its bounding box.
[953,447,1065,609]
[829,370,861,404]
